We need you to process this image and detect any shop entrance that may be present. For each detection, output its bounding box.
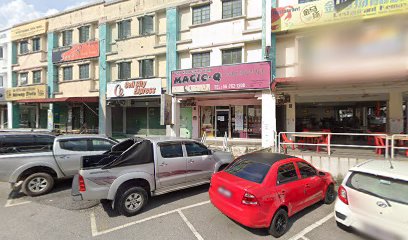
[180,107,192,138]
[215,110,229,137]
[20,105,37,128]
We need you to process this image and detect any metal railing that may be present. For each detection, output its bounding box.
[278,132,390,158]
[390,134,408,159]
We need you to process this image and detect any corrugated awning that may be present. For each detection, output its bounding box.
[16,97,99,103]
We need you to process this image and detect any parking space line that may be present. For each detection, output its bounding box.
[4,199,31,208]
[91,200,210,237]
[301,236,311,240]
[177,210,204,240]
[288,213,334,240]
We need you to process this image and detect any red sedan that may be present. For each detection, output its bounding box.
[209,152,336,237]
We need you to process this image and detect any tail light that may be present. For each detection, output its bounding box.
[242,192,258,205]
[79,175,86,192]
[338,185,348,205]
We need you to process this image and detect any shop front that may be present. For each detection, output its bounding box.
[0,88,8,128]
[107,78,165,137]
[172,62,273,146]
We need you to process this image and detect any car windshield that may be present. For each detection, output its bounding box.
[346,171,408,205]
[224,158,271,184]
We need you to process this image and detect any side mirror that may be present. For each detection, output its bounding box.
[318,171,326,176]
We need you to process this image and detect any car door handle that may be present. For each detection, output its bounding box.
[188,159,195,163]
[305,184,311,188]
[159,162,168,167]
[58,156,70,159]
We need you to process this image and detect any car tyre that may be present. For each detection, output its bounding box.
[324,184,336,204]
[268,208,289,238]
[22,172,54,197]
[116,186,148,217]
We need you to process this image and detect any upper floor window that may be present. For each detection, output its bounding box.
[118,62,131,80]
[192,5,210,25]
[222,0,242,19]
[33,70,41,84]
[79,26,90,43]
[79,64,90,79]
[20,72,28,85]
[0,76,3,87]
[118,20,131,40]
[192,52,210,68]
[139,59,154,78]
[139,16,154,35]
[0,47,3,59]
[63,66,73,81]
[62,30,73,46]
[32,38,41,52]
[20,41,29,54]
[222,48,242,65]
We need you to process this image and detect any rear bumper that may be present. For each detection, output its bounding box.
[209,187,269,228]
[71,175,83,201]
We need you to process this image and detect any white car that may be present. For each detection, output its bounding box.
[335,160,408,240]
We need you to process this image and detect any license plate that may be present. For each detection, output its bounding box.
[218,187,232,198]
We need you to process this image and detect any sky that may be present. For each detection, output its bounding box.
[0,0,100,29]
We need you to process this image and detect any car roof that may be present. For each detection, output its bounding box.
[237,152,296,166]
[55,134,109,140]
[143,136,199,143]
[350,160,408,181]
[0,132,55,137]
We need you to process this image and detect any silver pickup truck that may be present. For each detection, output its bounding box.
[72,137,233,216]
[0,134,117,196]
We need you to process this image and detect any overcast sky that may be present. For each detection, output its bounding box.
[0,0,100,29]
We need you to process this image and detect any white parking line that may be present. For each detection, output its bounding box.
[4,199,31,208]
[90,200,210,237]
[288,213,334,240]
[178,210,204,240]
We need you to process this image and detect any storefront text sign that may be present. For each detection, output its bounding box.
[172,62,271,94]
[52,41,99,63]
[11,20,47,41]
[272,0,408,32]
[5,85,47,101]
[107,78,162,98]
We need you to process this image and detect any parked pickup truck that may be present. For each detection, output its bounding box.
[0,134,117,196]
[72,137,233,216]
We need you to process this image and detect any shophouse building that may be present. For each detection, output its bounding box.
[0,28,11,128]
[271,0,408,136]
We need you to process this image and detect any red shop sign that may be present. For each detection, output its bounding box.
[52,41,99,63]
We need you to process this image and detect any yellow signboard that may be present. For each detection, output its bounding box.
[272,0,408,32]
[11,20,47,41]
[6,85,47,101]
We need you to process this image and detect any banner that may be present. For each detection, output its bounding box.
[160,94,173,125]
[172,62,271,94]
[272,0,408,32]
[52,41,99,63]
[107,78,162,99]
[6,85,47,101]
[11,20,47,41]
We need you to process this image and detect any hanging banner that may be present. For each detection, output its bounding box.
[272,0,408,32]
[235,106,244,131]
[160,94,173,125]
[52,41,99,63]
[11,20,47,41]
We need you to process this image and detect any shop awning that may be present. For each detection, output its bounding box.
[16,97,99,103]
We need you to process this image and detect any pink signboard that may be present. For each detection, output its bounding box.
[171,62,271,94]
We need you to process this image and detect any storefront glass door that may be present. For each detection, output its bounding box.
[20,106,36,128]
[215,110,229,137]
[180,107,192,138]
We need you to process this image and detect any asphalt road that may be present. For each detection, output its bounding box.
[0,180,363,240]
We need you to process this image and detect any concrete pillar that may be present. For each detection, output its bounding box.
[35,104,40,129]
[98,22,109,135]
[0,107,4,129]
[11,103,20,128]
[7,102,12,129]
[47,32,58,131]
[167,97,180,137]
[286,94,296,132]
[192,105,199,139]
[262,91,277,148]
[388,91,404,134]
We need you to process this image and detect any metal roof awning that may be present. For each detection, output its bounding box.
[16,97,99,103]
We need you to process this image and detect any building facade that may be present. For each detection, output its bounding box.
[0,28,11,129]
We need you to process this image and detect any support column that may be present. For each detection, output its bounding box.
[99,22,110,136]
[11,103,20,128]
[7,102,12,129]
[10,70,19,128]
[166,7,180,137]
[262,91,277,148]
[388,91,404,134]
[47,32,58,131]
[286,94,296,133]
[1,107,4,129]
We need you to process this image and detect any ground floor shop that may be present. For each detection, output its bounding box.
[0,104,8,129]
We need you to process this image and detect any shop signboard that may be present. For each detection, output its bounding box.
[160,94,173,125]
[52,41,99,63]
[107,78,162,99]
[272,0,408,32]
[11,20,47,41]
[5,85,47,101]
[172,62,271,94]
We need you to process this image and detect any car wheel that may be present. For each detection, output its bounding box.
[22,172,54,197]
[268,209,289,238]
[116,186,148,217]
[324,184,336,204]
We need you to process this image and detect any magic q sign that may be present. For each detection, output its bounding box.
[171,62,271,94]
